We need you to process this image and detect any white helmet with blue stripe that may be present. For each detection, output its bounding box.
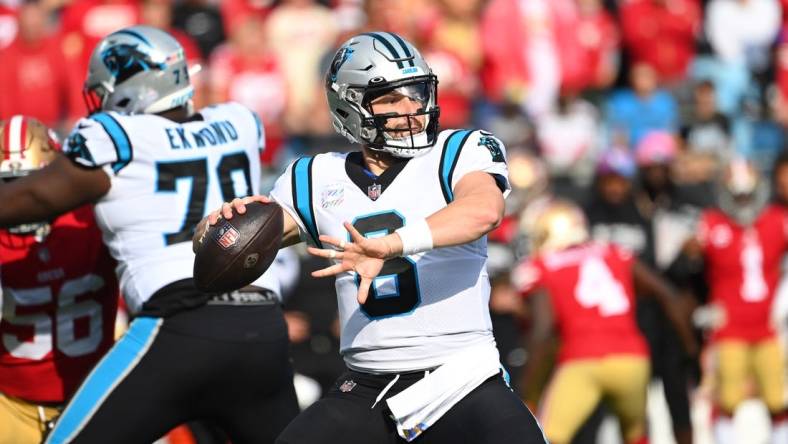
[325,32,440,158]
[83,26,193,115]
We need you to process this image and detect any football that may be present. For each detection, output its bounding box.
[193,201,284,293]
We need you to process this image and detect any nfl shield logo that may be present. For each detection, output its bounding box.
[213,223,240,249]
[339,380,357,393]
[367,183,382,201]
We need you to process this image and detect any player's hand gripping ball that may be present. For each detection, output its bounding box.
[193,201,283,292]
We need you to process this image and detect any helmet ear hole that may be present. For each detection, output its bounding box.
[336,108,349,119]
[116,98,130,108]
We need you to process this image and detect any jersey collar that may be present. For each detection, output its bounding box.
[345,151,410,201]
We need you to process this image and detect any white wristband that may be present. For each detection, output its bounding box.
[395,218,433,256]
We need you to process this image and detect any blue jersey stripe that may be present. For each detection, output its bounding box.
[90,113,133,174]
[45,317,162,444]
[439,130,473,203]
[292,157,321,247]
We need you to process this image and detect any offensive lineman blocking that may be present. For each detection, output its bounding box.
[199,32,547,443]
[0,26,299,443]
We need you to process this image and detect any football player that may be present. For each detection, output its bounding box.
[512,199,697,444]
[0,26,298,444]
[0,116,118,444]
[683,159,787,444]
[199,32,547,443]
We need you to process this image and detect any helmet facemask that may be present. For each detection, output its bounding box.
[358,75,440,158]
[325,33,442,158]
[717,159,767,227]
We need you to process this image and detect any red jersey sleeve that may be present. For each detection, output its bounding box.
[512,258,544,297]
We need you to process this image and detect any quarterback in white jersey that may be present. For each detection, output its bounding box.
[0,26,298,444]
[269,128,507,372]
[202,32,546,444]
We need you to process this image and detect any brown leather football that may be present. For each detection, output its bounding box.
[193,201,283,293]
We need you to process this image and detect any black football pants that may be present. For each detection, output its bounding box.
[276,369,547,444]
[46,302,299,444]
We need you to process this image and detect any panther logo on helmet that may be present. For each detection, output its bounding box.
[101,43,165,84]
[328,46,354,83]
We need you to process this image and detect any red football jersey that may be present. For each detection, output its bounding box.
[0,206,118,403]
[697,205,788,342]
[513,242,648,363]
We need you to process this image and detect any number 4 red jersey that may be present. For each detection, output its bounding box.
[512,242,648,363]
[697,204,788,342]
[0,206,118,403]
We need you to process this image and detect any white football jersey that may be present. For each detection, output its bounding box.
[65,102,281,313]
[270,129,510,373]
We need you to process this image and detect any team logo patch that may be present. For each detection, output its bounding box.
[65,132,94,166]
[367,183,382,201]
[339,380,357,393]
[213,222,240,249]
[321,183,345,209]
[478,132,505,163]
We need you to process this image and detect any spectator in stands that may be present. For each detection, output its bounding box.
[59,0,140,75]
[364,0,420,41]
[0,0,82,131]
[0,2,18,51]
[606,62,678,148]
[681,79,732,156]
[209,13,287,165]
[705,0,781,75]
[265,0,338,136]
[772,150,788,205]
[586,149,653,262]
[634,132,700,444]
[572,0,620,92]
[219,0,275,36]
[419,0,484,128]
[536,89,601,204]
[480,0,561,117]
[172,0,226,59]
[674,79,732,187]
[620,0,701,85]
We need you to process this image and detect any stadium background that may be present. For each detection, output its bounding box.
[2,0,787,443]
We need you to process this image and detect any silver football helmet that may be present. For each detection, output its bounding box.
[325,32,440,158]
[83,26,193,115]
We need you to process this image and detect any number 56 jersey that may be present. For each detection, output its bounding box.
[0,206,119,403]
[270,129,510,373]
[65,102,272,314]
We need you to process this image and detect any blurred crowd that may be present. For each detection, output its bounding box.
[3,0,788,442]
[2,0,788,174]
